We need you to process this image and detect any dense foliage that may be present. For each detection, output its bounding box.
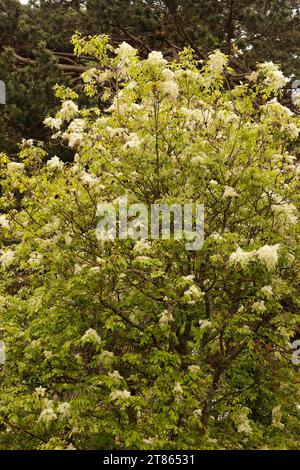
[0,36,299,449]
[1,0,299,153]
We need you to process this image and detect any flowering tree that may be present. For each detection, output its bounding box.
[0,35,299,450]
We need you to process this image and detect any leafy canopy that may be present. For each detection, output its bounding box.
[0,35,299,449]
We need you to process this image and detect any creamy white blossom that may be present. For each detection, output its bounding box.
[123,133,142,149]
[0,249,15,268]
[271,202,298,225]
[250,62,287,92]
[229,247,255,268]
[43,117,62,130]
[183,285,204,304]
[251,300,267,313]
[256,244,280,271]
[223,186,238,198]
[198,319,212,330]
[160,80,179,99]
[0,215,10,228]
[38,407,57,423]
[110,389,131,400]
[173,382,183,394]
[272,405,284,429]
[147,50,167,66]
[108,370,123,381]
[7,162,24,174]
[115,42,137,60]
[57,402,71,416]
[260,285,273,299]
[81,328,101,344]
[133,240,152,253]
[80,171,98,185]
[35,386,47,398]
[159,309,174,325]
[58,100,78,121]
[234,412,252,434]
[207,50,228,74]
[47,156,64,170]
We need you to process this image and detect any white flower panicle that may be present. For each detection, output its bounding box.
[0,215,10,228]
[147,50,167,66]
[272,202,298,225]
[223,186,238,198]
[229,244,280,271]
[58,100,78,121]
[133,240,152,254]
[229,247,254,269]
[81,328,101,344]
[7,162,25,174]
[207,50,228,74]
[35,386,47,398]
[110,389,131,401]
[47,156,64,170]
[251,300,267,313]
[260,285,273,299]
[256,244,280,271]
[0,249,15,268]
[159,309,174,325]
[198,319,212,330]
[183,285,204,304]
[38,407,57,423]
[115,42,137,61]
[57,402,71,417]
[160,80,179,99]
[43,117,62,130]
[234,412,252,434]
[108,370,123,381]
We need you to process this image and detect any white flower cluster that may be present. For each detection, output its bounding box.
[115,42,137,61]
[80,171,98,186]
[229,244,280,271]
[133,240,152,254]
[0,214,9,228]
[123,132,142,149]
[108,370,123,381]
[183,284,204,304]
[260,285,273,299]
[0,249,15,268]
[188,365,200,374]
[198,319,212,330]
[58,100,78,121]
[110,389,131,401]
[44,117,62,130]
[47,156,64,170]
[271,201,298,225]
[35,386,47,398]
[7,162,24,174]
[207,50,228,75]
[251,300,267,313]
[223,186,238,198]
[57,402,71,417]
[234,412,252,434]
[81,328,101,344]
[147,50,167,66]
[62,118,85,148]
[249,62,287,92]
[38,407,57,423]
[159,309,174,325]
[159,80,179,99]
[259,62,287,91]
[173,382,183,395]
